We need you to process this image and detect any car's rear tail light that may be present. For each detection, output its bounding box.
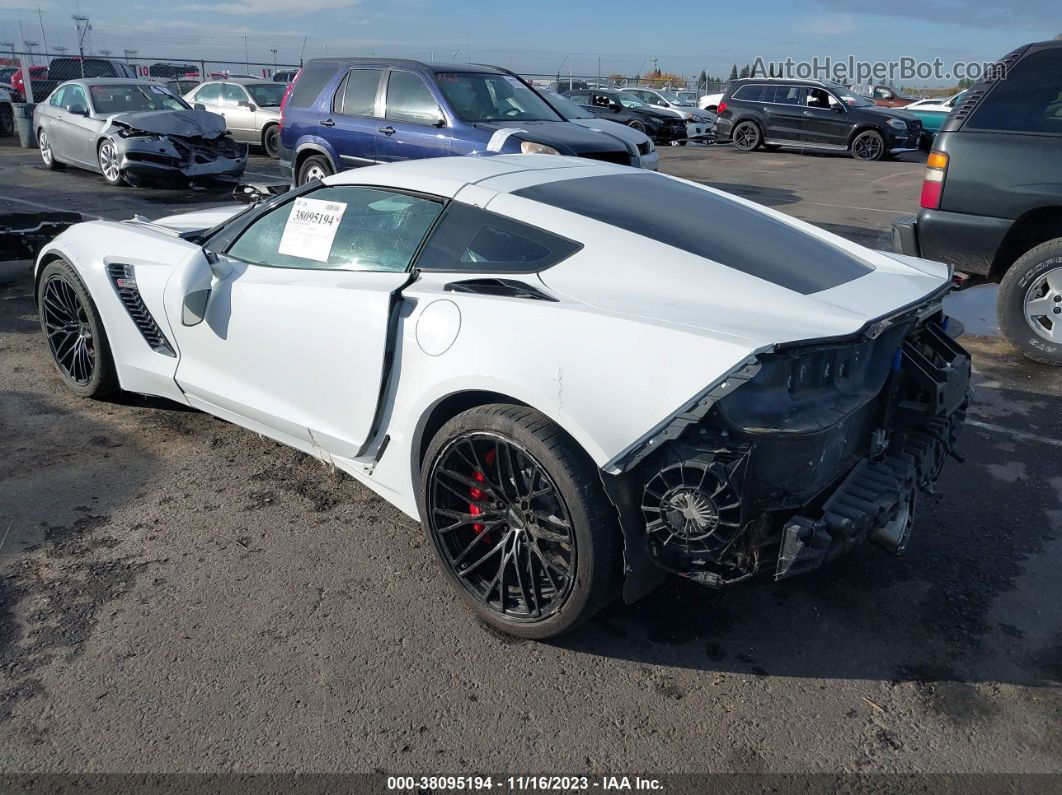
[279,68,300,131]
[920,151,948,209]
[717,101,727,114]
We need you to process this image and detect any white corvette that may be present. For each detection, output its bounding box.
[35,155,970,638]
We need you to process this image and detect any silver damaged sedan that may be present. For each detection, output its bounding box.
[33,78,248,188]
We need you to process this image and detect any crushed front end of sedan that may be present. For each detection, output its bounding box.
[106,109,248,187]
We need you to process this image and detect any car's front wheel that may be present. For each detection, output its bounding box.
[420,404,622,639]
[37,259,119,398]
[627,120,646,133]
[97,138,125,185]
[296,154,333,186]
[851,129,885,161]
[997,238,1062,365]
[731,120,762,152]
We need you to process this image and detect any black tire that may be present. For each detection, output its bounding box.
[997,238,1062,365]
[731,120,762,152]
[296,154,333,186]
[37,259,120,398]
[851,129,886,161]
[97,138,125,186]
[262,124,280,159]
[419,404,622,639]
[627,120,646,134]
[37,128,64,170]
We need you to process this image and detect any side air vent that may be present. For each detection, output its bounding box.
[444,278,557,301]
[106,263,176,357]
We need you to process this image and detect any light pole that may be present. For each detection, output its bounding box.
[72,15,91,77]
[23,39,39,66]
[270,47,277,73]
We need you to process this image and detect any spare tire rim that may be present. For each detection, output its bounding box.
[1023,267,1062,343]
[427,431,576,622]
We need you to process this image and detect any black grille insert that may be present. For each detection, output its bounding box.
[106,263,176,357]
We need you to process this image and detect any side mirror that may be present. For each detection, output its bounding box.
[68,103,87,116]
[432,113,446,128]
[194,102,206,111]
[832,104,845,113]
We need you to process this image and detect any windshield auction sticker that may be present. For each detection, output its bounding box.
[278,197,347,262]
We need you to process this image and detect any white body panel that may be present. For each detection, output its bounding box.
[35,154,951,522]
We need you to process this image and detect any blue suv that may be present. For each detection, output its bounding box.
[279,58,638,185]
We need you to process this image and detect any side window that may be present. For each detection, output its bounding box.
[734,85,764,102]
[195,83,222,104]
[967,48,1062,134]
[775,86,804,105]
[333,69,382,116]
[591,93,611,108]
[221,84,247,105]
[415,202,581,273]
[65,85,88,111]
[568,93,589,106]
[49,85,67,107]
[385,70,442,124]
[227,186,443,272]
[806,89,831,108]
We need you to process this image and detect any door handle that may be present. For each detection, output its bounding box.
[379,125,396,136]
[803,111,815,117]
[320,118,336,127]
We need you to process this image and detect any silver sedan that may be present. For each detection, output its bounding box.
[183,78,284,158]
[33,78,247,187]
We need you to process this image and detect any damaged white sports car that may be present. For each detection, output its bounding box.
[35,155,970,638]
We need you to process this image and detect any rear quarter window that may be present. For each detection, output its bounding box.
[733,85,764,101]
[966,48,1062,135]
[415,202,581,273]
[287,60,340,109]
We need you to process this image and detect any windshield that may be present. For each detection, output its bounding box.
[89,83,190,113]
[541,90,593,119]
[245,83,286,107]
[825,83,874,108]
[677,91,698,103]
[435,72,561,122]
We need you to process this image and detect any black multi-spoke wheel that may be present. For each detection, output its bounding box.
[731,120,762,152]
[37,259,118,398]
[421,405,621,638]
[851,129,885,161]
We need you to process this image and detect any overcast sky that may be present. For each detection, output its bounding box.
[0,0,1057,83]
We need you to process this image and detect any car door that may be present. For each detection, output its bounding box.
[55,83,99,167]
[375,69,449,162]
[587,92,626,123]
[164,184,444,459]
[324,68,384,168]
[800,88,851,147]
[755,85,803,142]
[220,83,255,142]
[189,81,223,113]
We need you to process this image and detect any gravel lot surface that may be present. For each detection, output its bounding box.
[1,139,1059,776]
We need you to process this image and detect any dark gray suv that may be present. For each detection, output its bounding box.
[893,38,1062,365]
[714,78,922,161]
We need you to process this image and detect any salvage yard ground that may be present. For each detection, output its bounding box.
[1,138,1059,774]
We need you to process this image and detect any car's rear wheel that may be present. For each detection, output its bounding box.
[262,124,280,159]
[420,404,622,639]
[37,259,119,398]
[731,120,762,152]
[38,129,64,170]
[851,129,885,161]
[297,154,333,186]
[97,138,125,185]
[997,238,1062,365]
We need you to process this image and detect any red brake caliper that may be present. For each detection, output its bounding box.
[469,448,497,541]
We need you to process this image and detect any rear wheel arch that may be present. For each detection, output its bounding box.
[293,144,334,179]
[991,206,1062,279]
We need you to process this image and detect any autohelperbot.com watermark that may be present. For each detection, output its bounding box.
[752,56,1006,84]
